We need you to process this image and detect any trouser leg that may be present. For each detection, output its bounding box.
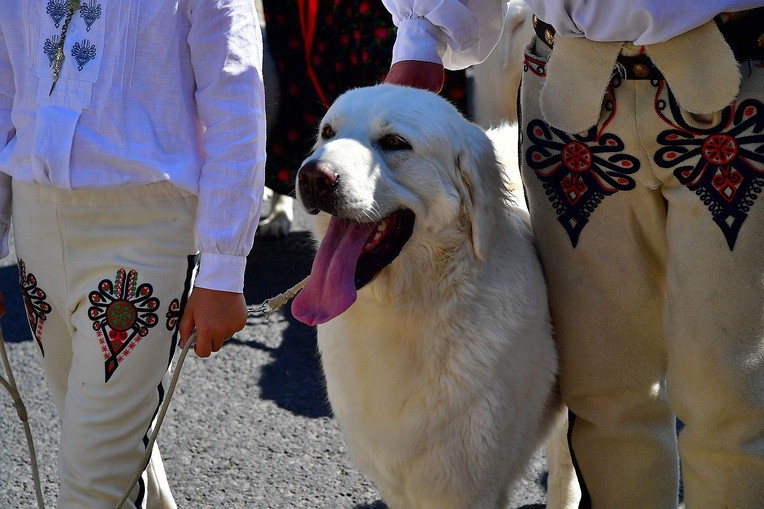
[12,180,196,509]
[519,39,680,507]
[648,65,764,508]
[15,220,71,413]
[521,32,764,506]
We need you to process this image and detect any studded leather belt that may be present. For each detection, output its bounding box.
[533,8,764,81]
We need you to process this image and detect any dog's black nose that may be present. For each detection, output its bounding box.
[297,160,339,214]
[298,160,338,189]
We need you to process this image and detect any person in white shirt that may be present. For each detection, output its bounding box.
[382,1,764,507]
[0,1,265,507]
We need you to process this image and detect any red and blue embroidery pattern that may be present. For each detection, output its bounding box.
[523,54,547,78]
[654,88,764,249]
[19,259,52,355]
[88,268,159,382]
[525,119,640,246]
[165,299,181,332]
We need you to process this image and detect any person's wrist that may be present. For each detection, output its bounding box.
[384,60,444,93]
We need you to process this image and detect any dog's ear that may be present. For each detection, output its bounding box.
[453,127,505,261]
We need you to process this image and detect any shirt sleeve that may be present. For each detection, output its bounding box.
[381,0,508,70]
[0,26,15,260]
[524,0,764,44]
[187,0,266,293]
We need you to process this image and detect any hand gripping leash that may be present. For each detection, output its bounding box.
[1,276,308,509]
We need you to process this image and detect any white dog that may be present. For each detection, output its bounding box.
[291,84,578,509]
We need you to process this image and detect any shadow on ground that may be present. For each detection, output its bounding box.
[238,232,331,418]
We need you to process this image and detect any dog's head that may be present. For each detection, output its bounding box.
[292,84,509,326]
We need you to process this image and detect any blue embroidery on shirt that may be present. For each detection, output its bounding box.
[43,35,61,66]
[46,0,68,28]
[72,40,97,70]
[80,1,102,32]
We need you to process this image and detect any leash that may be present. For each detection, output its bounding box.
[115,276,308,508]
[1,276,308,509]
[0,323,45,509]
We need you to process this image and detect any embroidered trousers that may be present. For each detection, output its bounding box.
[12,180,197,509]
[520,35,764,508]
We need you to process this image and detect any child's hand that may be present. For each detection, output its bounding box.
[384,60,444,93]
[178,287,247,357]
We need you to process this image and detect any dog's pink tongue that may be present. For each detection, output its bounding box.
[292,217,377,326]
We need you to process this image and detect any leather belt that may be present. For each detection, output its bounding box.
[532,8,764,81]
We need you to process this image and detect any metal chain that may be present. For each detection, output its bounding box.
[115,276,308,508]
[0,325,45,509]
[50,0,82,95]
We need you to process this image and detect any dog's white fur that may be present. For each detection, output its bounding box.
[297,84,576,508]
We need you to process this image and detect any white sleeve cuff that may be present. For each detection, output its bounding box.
[391,17,444,65]
[194,251,247,294]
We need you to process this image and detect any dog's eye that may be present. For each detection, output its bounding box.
[379,134,411,151]
[321,124,335,139]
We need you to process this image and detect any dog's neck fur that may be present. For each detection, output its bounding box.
[363,221,481,310]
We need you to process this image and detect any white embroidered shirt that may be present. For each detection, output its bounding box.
[0,0,266,293]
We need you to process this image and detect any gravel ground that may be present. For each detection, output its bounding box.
[1,203,551,508]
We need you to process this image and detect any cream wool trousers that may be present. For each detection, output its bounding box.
[519,29,764,509]
[12,180,198,509]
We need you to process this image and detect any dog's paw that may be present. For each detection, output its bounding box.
[258,192,294,238]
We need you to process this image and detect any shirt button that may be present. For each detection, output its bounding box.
[633,63,650,78]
